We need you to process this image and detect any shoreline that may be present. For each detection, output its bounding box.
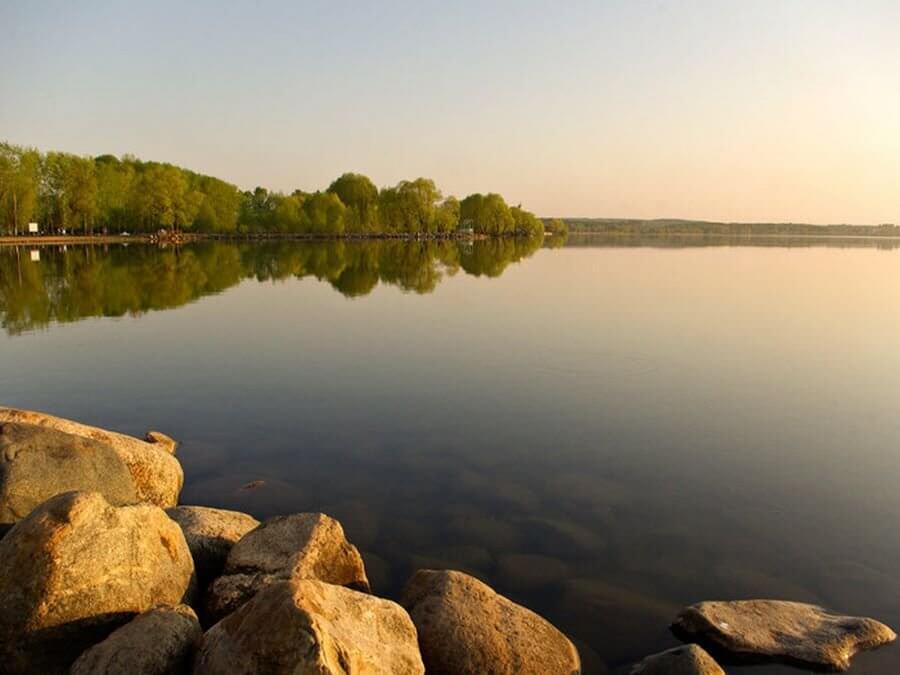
[0,232,495,247]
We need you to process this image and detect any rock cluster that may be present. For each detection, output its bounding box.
[0,408,896,674]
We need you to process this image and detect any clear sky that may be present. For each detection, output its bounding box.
[2,1,898,223]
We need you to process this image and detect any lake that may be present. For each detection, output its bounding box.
[2,236,899,673]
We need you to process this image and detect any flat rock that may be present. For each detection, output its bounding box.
[0,491,194,674]
[195,579,424,674]
[673,599,897,671]
[401,569,580,675]
[0,407,183,508]
[631,644,725,674]
[70,604,201,675]
[206,512,369,622]
[165,505,259,584]
[0,422,138,525]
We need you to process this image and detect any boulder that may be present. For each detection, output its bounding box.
[165,505,259,583]
[0,491,194,674]
[630,644,725,675]
[401,569,580,675]
[70,604,201,675]
[206,512,369,622]
[145,430,178,454]
[673,599,897,671]
[195,579,424,674]
[0,422,138,525]
[0,407,183,508]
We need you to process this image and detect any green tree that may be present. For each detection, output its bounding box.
[327,173,378,234]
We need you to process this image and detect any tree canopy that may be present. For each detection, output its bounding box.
[0,142,545,240]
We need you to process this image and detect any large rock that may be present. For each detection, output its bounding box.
[166,505,259,584]
[195,579,424,674]
[206,512,369,621]
[70,604,201,675]
[630,644,725,675]
[0,407,183,508]
[401,569,580,675]
[0,491,194,674]
[673,599,897,671]
[0,422,138,525]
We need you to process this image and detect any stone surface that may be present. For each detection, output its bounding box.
[195,579,424,675]
[206,512,369,621]
[0,491,194,674]
[0,407,183,508]
[70,604,201,675]
[630,644,725,675]
[145,430,178,454]
[0,422,138,525]
[401,569,580,675]
[673,599,897,671]
[166,505,259,583]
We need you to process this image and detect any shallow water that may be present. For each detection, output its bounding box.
[2,236,899,673]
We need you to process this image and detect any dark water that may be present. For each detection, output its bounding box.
[2,237,899,673]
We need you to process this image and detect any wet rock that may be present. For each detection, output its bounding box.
[410,544,495,581]
[556,578,677,666]
[206,512,369,621]
[498,553,569,591]
[70,604,201,675]
[0,407,183,508]
[0,491,194,674]
[165,505,259,584]
[182,471,303,518]
[0,422,138,525]
[195,579,424,674]
[401,569,580,675]
[630,644,724,675]
[673,599,897,671]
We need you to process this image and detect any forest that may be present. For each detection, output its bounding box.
[0,142,545,239]
[564,217,899,237]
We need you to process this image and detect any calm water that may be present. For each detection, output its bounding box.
[2,237,899,673]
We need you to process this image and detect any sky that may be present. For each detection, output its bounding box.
[2,0,899,224]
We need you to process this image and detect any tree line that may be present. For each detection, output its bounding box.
[0,142,545,238]
[562,217,899,237]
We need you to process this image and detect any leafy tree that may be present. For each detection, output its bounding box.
[327,173,378,234]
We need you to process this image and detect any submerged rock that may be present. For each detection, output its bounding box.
[401,569,580,675]
[630,644,724,675]
[673,599,897,671]
[206,512,369,621]
[497,552,569,591]
[70,604,201,675]
[0,422,138,525]
[166,505,259,584]
[0,491,194,674]
[195,579,424,675]
[0,407,183,508]
[556,578,677,666]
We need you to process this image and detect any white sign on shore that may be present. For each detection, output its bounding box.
[28,222,39,234]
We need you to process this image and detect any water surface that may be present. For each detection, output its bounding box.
[2,237,899,673]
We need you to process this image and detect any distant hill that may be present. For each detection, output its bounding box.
[558,218,899,237]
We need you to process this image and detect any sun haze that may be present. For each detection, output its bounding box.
[2,1,897,224]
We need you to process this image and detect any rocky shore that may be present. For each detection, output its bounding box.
[0,407,895,674]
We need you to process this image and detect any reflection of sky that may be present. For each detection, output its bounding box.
[3,242,900,672]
